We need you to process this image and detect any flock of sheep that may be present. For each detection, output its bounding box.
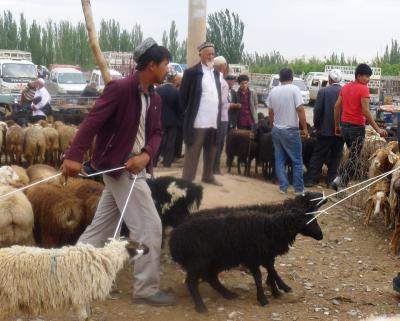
[0,119,78,166]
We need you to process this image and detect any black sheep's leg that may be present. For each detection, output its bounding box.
[266,262,292,293]
[186,273,208,313]
[266,270,281,298]
[205,273,238,300]
[248,266,269,306]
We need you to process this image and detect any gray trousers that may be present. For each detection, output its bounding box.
[182,128,217,182]
[78,171,162,298]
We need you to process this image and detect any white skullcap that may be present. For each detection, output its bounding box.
[213,56,227,66]
[329,69,342,83]
[37,78,45,85]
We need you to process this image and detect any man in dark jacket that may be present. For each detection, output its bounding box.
[155,70,183,167]
[304,69,344,187]
[180,41,222,185]
[62,38,176,307]
[226,74,240,129]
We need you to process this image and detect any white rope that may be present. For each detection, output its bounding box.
[310,169,396,202]
[0,173,63,199]
[0,166,125,200]
[112,174,137,239]
[306,166,400,224]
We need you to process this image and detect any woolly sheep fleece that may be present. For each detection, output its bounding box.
[0,239,132,316]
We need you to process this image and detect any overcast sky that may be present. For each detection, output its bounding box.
[4,0,400,61]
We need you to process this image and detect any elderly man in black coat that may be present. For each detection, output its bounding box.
[179,42,222,185]
[304,69,344,187]
[155,71,183,167]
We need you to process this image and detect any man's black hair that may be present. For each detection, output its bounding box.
[237,74,249,84]
[136,45,171,71]
[279,68,293,82]
[355,63,372,78]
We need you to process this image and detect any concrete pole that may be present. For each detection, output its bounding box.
[187,0,207,67]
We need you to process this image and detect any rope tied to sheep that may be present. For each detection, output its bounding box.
[306,165,400,225]
[0,165,137,240]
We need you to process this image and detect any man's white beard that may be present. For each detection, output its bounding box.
[206,61,214,68]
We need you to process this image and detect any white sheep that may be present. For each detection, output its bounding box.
[0,239,148,321]
[0,165,20,186]
[363,316,400,321]
[0,184,35,247]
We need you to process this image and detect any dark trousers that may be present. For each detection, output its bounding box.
[182,128,217,182]
[213,121,228,174]
[159,126,178,167]
[174,126,183,158]
[238,124,253,130]
[338,123,365,187]
[306,135,344,184]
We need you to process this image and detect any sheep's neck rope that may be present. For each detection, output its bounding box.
[0,166,126,200]
[306,166,400,225]
[112,174,138,240]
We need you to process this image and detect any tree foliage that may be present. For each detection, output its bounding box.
[207,9,244,64]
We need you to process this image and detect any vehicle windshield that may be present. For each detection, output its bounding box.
[58,72,86,84]
[2,63,37,79]
[293,80,307,91]
[100,74,122,86]
[169,64,183,73]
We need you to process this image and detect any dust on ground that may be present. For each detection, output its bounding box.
[9,160,400,321]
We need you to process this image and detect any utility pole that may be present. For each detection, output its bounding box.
[187,0,207,67]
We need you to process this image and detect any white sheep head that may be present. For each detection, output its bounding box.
[0,166,21,186]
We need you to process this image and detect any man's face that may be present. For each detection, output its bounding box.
[227,79,235,88]
[199,47,215,66]
[151,59,169,84]
[357,74,370,85]
[239,80,249,92]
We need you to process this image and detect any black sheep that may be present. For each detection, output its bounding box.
[147,176,203,227]
[225,129,257,176]
[255,132,275,180]
[169,192,325,313]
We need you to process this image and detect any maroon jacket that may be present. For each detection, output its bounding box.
[65,72,162,178]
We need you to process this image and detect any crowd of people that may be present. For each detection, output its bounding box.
[57,36,397,305]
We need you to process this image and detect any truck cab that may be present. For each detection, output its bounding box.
[0,50,37,96]
[304,72,329,104]
[48,67,87,95]
[89,69,123,92]
[267,75,310,105]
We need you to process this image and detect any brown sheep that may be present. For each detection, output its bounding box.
[5,124,24,164]
[26,183,85,248]
[10,165,29,187]
[65,178,104,226]
[0,185,35,247]
[23,124,46,165]
[368,144,398,178]
[364,178,391,226]
[57,124,77,159]
[26,164,60,185]
[42,127,60,165]
[0,121,7,163]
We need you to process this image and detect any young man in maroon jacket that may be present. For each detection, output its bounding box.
[61,38,176,306]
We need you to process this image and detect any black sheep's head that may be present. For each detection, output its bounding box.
[295,191,327,213]
[125,239,149,261]
[300,213,323,241]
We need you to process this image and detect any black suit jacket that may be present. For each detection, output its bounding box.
[179,62,222,145]
[228,88,239,128]
[156,83,182,127]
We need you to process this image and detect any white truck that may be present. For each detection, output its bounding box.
[0,50,37,95]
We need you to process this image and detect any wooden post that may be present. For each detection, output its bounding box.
[81,0,111,84]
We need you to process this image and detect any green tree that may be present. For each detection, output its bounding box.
[99,19,110,51]
[167,20,179,61]
[161,30,168,48]
[131,24,143,50]
[3,11,18,49]
[207,9,244,64]
[176,39,187,64]
[120,29,131,51]
[28,20,42,64]
[18,13,28,51]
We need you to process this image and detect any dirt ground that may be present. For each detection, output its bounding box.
[7,159,400,321]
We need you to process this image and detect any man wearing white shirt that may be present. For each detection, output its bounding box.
[31,78,51,123]
[180,42,222,185]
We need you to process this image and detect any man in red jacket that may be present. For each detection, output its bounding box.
[62,38,176,306]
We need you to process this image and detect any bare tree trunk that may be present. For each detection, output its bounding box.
[81,0,110,84]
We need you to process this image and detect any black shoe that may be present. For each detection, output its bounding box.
[304,181,317,188]
[202,178,223,186]
[393,273,400,293]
